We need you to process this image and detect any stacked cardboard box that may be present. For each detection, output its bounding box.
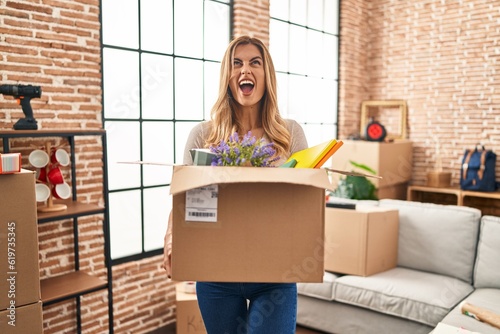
[331,139,413,199]
[0,170,43,333]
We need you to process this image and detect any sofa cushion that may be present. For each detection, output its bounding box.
[334,267,474,327]
[379,199,481,283]
[474,215,500,289]
[297,271,339,301]
[438,288,500,334]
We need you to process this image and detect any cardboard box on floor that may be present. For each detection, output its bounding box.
[0,301,43,334]
[0,170,41,311]
[324,206,399,276]
[170,166,332,283]
[176,283,206,334]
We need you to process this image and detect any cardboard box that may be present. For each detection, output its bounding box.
[427,171,451,188]
[0,300,43,334]
[0,170,41,311]
[170,166,332,282]
[324,206,399,276]
[331,139,412,188]
[176,283,206,334]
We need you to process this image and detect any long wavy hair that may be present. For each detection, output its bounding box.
[205,35,291,159]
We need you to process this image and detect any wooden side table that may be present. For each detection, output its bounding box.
[407,185,500,216]
[407,185,463,205]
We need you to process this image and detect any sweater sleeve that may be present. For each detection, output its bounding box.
[286,119,308,155]
[182,121,212,165]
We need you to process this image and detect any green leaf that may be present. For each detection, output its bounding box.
[349,160,377,175]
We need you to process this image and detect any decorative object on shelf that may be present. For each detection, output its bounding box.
[365,118,387,142]
[30,142,71,212]
[427,139,451,187]
[360,100,407,140]
[460,144,497,192]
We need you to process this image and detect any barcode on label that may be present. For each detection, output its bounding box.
[188,212,215,217]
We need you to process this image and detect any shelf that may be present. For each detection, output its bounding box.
[1,129,113,332]
[37,201,105,224]
[41,271,108,306]
[0,129,105,138]
[408,185,500,215]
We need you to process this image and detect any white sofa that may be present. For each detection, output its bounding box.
[297,199,500,334]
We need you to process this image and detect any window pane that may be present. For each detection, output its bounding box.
[141,54,174,120]
[142,121,174,186]
[110,190,142,259]
[103,48,140,119]
[305,77,337,123]
[324,0,339,34]
[269,20,289,73]
[303,123,337,148]
[144,186,171,251]
[289,0,307,26]
[102,0,138,49]
[141,0,173,54]
[307,0,324,31]
[175,58,204,120]
[306,29,323,77]
[204,61,221,120]
[289,25,307,74]
[276,72,290,118]
[270,0,289,21]
[288,75,307,122]
[174,0,203,58]
[324,34,338,79]
[105,121,141,190]
[204,1,230,61]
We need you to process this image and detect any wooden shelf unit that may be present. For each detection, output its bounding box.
[0,129,113,334]
[407,185,500,216]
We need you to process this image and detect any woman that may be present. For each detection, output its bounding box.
[163,35,308,333]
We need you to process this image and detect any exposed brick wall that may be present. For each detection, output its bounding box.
[232,0,270,45]
[339,0,500,186]
[2,0,499,333]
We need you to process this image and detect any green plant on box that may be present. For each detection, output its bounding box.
[332,160,378,200]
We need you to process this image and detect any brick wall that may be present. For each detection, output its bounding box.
[339,0,500,186]
[2,0,500,333]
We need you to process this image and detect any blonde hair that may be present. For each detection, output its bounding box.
[206,35,291,159]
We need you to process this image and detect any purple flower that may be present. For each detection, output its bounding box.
[209,131,279,167]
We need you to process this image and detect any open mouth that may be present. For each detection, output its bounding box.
[239,80,254,95]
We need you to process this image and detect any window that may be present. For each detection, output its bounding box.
[269,0,340,145]
[101,0,231,263]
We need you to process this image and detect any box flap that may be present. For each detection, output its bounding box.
[170,165,334,195]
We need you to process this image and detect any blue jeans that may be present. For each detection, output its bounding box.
[196,282,297,334]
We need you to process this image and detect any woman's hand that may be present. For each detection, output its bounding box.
[162,212,173,278]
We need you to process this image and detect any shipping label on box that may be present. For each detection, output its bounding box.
[185,185,218,223]
[170,166,333,283]
[0,170,41,311]
[324,206,399,276]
